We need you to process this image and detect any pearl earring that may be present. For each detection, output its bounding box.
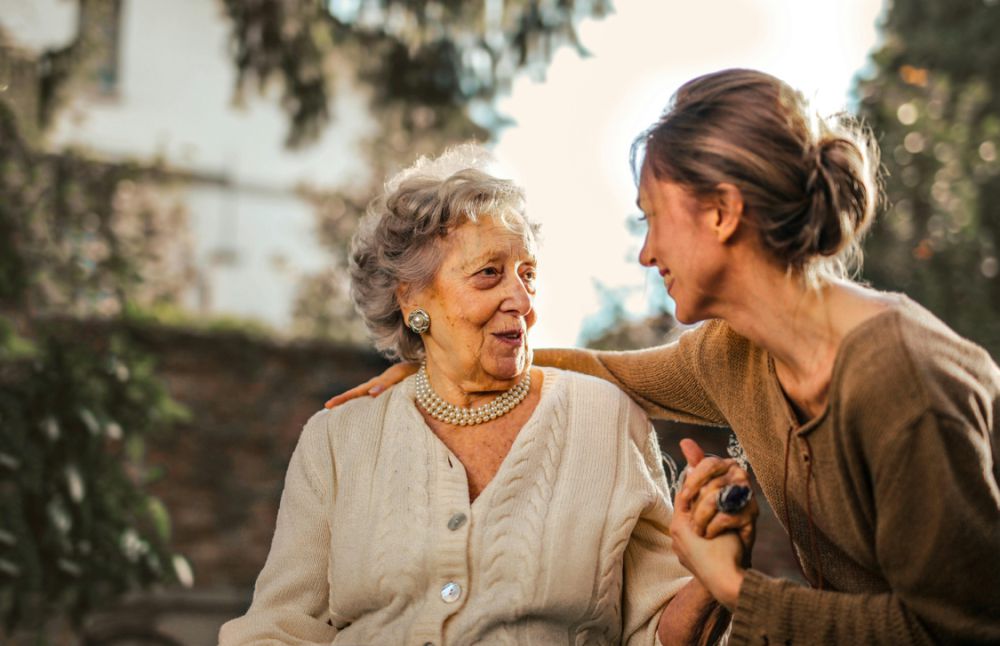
[406,308,430,334]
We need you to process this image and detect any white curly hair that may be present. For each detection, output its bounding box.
[349,143,539,361]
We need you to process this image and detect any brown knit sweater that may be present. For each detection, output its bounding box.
[538,295,1000,645]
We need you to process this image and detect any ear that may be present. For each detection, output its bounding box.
[712,183,745,243]
[396,283,415,314]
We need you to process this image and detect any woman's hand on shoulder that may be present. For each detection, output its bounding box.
[324,362,419,408]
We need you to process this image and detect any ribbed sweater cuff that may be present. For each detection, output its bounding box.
[729,569,771,646]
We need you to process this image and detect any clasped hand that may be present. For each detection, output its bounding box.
[670,438,758,611]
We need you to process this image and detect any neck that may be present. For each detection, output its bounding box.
[720,270,840,381]
[416,362,532,426]
[711,264,892,418]
[712,266,842,419]
[423,360,526,408]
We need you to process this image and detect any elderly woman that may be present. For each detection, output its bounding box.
[219,146,744,645]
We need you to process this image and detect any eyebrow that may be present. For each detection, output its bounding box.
[464,251,502,269]
[463,248,537,272]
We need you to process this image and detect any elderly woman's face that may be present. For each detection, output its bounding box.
[410,214,537,389]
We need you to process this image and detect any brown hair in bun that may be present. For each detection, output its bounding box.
[633,68,881,283]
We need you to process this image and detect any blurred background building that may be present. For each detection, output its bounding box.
[1,0,997,643]
[2,0,375,334]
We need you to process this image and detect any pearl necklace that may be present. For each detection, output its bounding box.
[415,363,531,426]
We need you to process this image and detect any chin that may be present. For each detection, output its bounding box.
[673,302,709,326]
[674,310,697,325]
[487,350,530,382]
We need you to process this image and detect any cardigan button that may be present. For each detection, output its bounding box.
[447,512,467,530]
[440,581,462,603]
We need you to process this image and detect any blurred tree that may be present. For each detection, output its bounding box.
[858,0,1000,358]
[222,0,613,146]
[0,323,189,638]
[18,0,618,345]
[579,280,681,351]
[0,93,190,638]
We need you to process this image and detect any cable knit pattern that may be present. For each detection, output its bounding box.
[372,400,429,620]
[219,368,691,646]
[465,382,567,644]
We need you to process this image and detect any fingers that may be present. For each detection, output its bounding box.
[677,455,736,512]
[679,438,705,467]
[739,512,758,554]
[704,498,757,541]
[323,362,420,409]
[676,447,756,541]
[325,380,379,409]
[669,507,695,571]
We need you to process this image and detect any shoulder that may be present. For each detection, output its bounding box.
[835,295,1000,434]
[546,366,645,413]
[549,365,630,396]
[542,367,654,446]
[683,319,767,404]
[702,320,767,382]
[301,380,411,452]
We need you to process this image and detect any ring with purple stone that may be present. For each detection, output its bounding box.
[716,484,753,514]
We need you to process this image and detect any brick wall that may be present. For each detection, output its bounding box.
[65,321,800,644]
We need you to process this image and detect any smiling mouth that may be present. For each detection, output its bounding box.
[493,329,525,345]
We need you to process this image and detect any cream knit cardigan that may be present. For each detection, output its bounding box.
[219,368,690,645]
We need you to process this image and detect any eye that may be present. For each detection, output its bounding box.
[479,266,501,277]
[627,212,649,236]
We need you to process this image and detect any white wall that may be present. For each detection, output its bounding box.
[180,183,331,327]
[1,0,376,330]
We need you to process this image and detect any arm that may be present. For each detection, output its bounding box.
[325,325,729,425]
[619,402,720,646]
[219,413,338,645]
[658,582,729,646]
[534,329,726,426]
[704,412,1000,645]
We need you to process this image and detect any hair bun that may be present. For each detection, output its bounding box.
[800,132,877,260]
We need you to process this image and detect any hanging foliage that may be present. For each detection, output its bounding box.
[222,0,613,146]
[0,324,190,634]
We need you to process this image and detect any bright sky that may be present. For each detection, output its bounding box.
[493,0,885,347]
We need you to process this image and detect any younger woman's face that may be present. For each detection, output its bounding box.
[637,167,727,324]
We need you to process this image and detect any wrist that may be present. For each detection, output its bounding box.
[714,567,745,611]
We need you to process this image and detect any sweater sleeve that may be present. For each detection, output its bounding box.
[219,412,339,645]
[621,400,694,645]
[729,411,1000,646]
[534,326,726,426]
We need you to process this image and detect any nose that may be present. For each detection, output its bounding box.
[638,232,655,268]
[501,273,534,317]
